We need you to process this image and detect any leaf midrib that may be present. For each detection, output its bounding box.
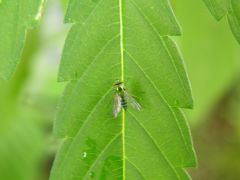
[118,0,126,180]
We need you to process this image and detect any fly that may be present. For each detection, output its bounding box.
[113,80,141,118]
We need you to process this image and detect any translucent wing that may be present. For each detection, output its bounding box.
[124,91,141,111]
[113,94,121,118]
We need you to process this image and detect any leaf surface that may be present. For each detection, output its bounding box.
[203,0,240,43]
[0,0,44,80]
[51,0,196,179]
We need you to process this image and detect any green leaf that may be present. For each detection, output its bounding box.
[0,28,45,180]
[51,0,196,179]
[228,0,240,44]
[202,0,227,20]
[0,0,44,80]
[203,0,240,44]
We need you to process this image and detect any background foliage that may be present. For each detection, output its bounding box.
[203,0,240,44]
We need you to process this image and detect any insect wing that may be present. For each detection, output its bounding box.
[113,94,121,118]
[124,91,141,111]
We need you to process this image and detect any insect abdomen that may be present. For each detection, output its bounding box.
[121,97,127,110]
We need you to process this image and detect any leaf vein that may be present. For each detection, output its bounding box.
[129,0,189,102]
[56,87,113,177]
[128,112,180,179]
[77,33,120,80]
[126,159,147,180]
[59,34,120,122]
[125,50,191,160]
[83,132,122,180]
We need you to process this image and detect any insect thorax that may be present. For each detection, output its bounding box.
[116,86,123,92]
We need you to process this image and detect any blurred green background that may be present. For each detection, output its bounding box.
[0,0,240,179]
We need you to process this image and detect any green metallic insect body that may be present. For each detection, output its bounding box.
[113,80,141,118]
[115,80,127,110]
